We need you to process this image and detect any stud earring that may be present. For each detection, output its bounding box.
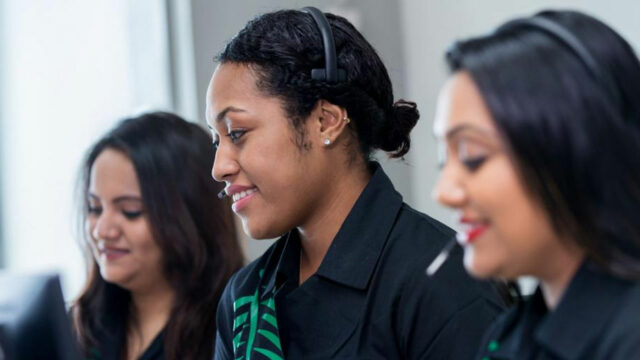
[343,116,351,124]
[323,138,331,146]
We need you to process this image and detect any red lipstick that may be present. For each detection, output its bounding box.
[458,217,489,245]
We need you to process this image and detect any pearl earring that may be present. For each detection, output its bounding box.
[323,138,331,146]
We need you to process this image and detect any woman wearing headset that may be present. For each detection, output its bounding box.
[72,112,243,359]
[433,10,640,359]
[209,8,505,360]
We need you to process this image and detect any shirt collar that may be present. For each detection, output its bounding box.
[261,162,403,296]
[487,288,547,359]
[490,261,633,359]
[260,232,297,299]
[534,261,633,359]
[315,162,403,290]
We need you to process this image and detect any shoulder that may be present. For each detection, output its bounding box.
[395,203,455,242]
[388,204,502,307]
[384,203,454,271]
[598,282,640,358]
[386,205,506,358]
[384,205,505,353]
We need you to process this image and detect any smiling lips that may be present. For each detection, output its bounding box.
[99,246,130,261]
[457,218,489,245]
[226,185,258,213]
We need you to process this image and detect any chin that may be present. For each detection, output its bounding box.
[463,246,497,279]
[243,218,287,240]
[100,269,128,288]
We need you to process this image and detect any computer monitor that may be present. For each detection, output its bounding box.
[0,273,81,360]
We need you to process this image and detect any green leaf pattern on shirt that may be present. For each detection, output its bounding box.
[232,269,283,360]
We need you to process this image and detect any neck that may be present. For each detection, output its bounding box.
[130,279,175,334]
[297,161,371,283]
[538,245,585,310]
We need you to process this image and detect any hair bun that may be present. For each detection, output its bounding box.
[377,99,420,158]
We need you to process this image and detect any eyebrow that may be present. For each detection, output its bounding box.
[215,106,246,124]
[89,193,143,203]
[444,124,494,140]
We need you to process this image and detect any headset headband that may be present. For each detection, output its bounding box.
[302,6,347,83]
[497,16,621,108]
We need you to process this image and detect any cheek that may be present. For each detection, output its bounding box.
[241,174,319,239]
[237,134,322,237]
[86,220,100,254]
[464,158,542,278]
[464,240,513,279]
[129,221,162,264]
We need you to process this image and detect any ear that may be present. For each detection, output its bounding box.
[311,99,350,147]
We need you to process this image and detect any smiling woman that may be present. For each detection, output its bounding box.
[71,112,243,360]
[208,7,506,360]
[434,10,640,359]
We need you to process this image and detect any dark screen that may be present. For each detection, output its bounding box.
[0,273,81,360]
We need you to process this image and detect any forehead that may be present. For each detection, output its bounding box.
[90,148,140,193]
[206,63,264,124]
[434,71,496,137]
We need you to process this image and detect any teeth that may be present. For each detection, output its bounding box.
[232,188,257,203]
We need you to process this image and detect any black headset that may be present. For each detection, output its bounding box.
[302,6,347,83]
[496,16,621,109]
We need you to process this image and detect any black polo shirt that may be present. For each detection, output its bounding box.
[88,326,164,360]
[214,163,505,359]
[475,262,640,360]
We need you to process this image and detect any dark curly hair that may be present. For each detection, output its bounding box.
[217,9,419,159]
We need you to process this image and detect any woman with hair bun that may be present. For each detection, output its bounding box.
[208,8,504,359]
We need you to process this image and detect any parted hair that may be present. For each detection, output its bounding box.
[447,10,640,278]
[72,112,244,359]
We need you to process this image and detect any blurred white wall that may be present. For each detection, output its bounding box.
[0,0,173,299]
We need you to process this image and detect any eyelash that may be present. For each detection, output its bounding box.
[462,156,488,172]
[227,129,246,143]
[123,210,144,220]
[87,206,143,220]
[212,129,246,149]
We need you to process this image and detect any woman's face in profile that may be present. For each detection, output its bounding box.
[87,148,165,291]
[432,71,563,280]
[206,63,330,239]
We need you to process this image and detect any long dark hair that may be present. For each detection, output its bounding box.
[217,9,419,160]
[71,112,244,359]
[446,10,640,278]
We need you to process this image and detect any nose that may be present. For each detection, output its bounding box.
[432,165,467,209]
[212,142,239,182]
[91,210,121,242]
